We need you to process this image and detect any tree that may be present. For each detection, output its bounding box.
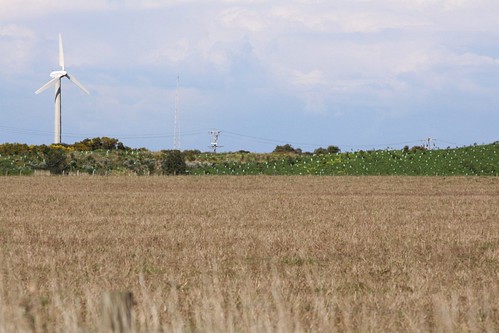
[161,150,187,175]
[314,147,327,155]
[273,144,302,154]
[72,137,128,151]
[101,137,119,150]
[314,145,340,155]
[44,147,69,174]
[327,145,340,154]
[409,145,427,153]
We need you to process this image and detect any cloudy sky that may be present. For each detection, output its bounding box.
[1,0,498,152]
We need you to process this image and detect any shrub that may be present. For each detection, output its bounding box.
[161,150,187,175]
[273,144,302,154]
[44,147,69,174]
[71,137,129,151]
[183,149,201,162]
[314,145,340,155]
[0,143,30,155]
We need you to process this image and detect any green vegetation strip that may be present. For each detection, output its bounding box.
[0,140,497,176]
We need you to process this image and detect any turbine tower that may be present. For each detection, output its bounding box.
[173,76,180,150]
[35,33,89,144]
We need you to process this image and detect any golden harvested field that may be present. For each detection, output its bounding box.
[0,176,498,332]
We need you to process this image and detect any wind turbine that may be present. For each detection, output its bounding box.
[35,33,89,144]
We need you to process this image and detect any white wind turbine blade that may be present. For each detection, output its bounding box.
[59,33,65,70]
[35,76,60,94]
[66,73,90,95]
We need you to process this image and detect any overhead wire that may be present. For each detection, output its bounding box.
[222,130,428,149]
[0,123,467,150]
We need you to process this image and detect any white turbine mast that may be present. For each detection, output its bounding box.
[35,33,89,144]
[173,75,180,150]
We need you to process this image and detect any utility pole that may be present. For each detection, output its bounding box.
[424,137,435,150]
[209,130,222,153]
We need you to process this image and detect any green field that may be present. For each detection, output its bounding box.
[191,143,498,176]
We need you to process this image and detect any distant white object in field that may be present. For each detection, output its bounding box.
[35,33,89,144]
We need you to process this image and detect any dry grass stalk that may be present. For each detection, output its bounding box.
[101,291,135,333]
[0,176,497,332]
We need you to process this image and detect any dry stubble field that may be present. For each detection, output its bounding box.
[0,176,498,332]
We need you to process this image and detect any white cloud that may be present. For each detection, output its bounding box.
[447,52,499,67]
[382,0,487,10]
[0,24,35,38]
[144,40,192,65]
[218,7,268,32]
[0,0,108,20]
[0,25,37,77]
[291,69,326,86]
[269,5,422,34]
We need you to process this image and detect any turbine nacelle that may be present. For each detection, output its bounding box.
[50,70,67,79]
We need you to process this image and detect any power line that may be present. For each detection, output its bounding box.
[0,125,53,136]
[222,130,323,147]
[222,130,425,149]
[0,124,207,140]
[0,124,471,149]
